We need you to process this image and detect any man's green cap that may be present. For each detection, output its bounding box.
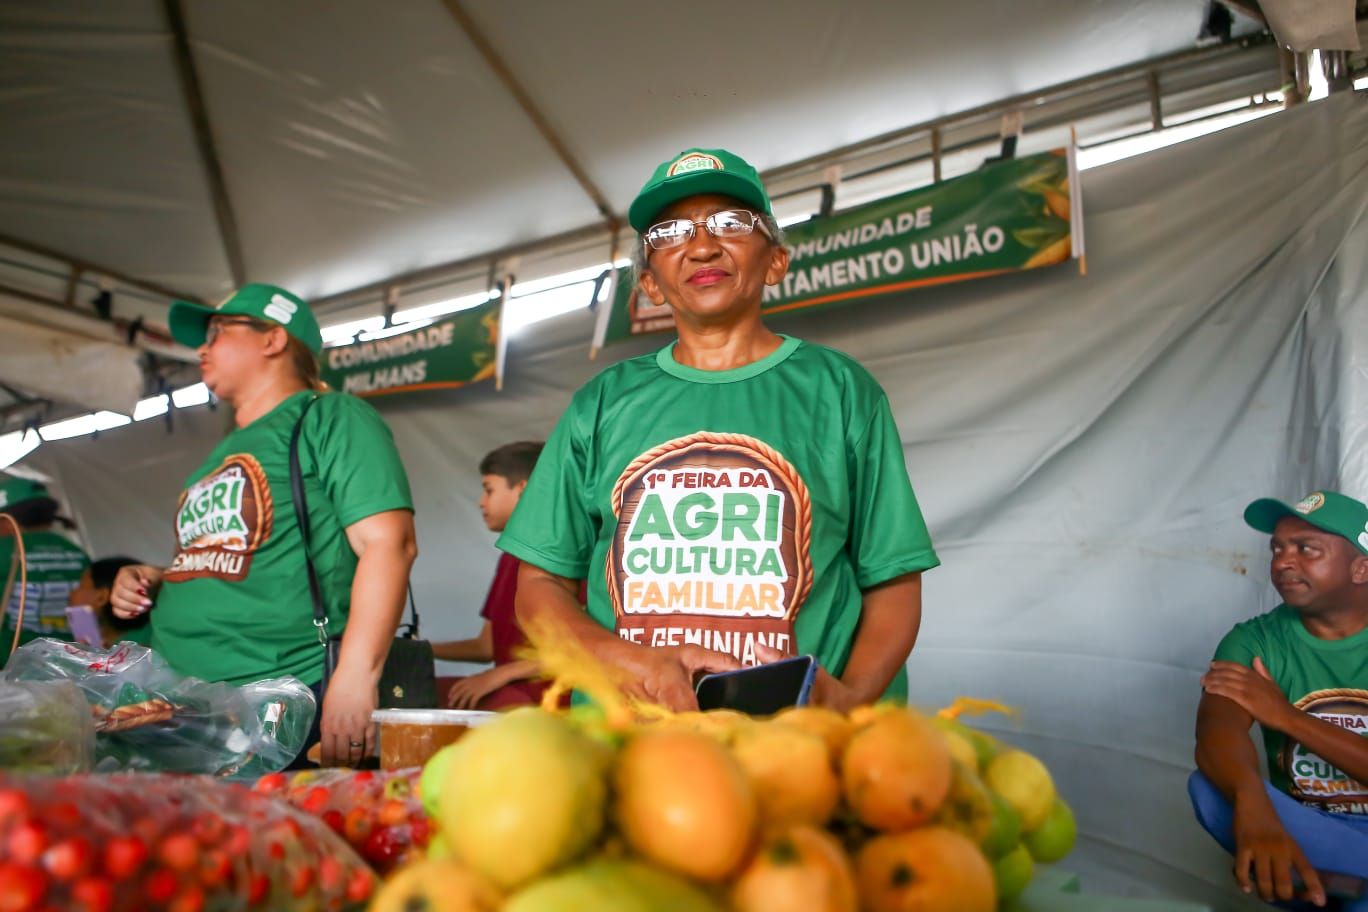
[1245,490,1368,556]
[0,476,51,511]
[169,284,322,356]
[628,148,773,232]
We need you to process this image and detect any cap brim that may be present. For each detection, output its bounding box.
[168,300,216,349]
[1244,498,1296,534]
[628,171,771,232]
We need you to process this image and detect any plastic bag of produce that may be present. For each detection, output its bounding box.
[0,772,376,911]
[254,767,432,875]
[0,681,95,774]
[1,639,314,778]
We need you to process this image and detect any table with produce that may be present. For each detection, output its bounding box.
[0,636,1210,911]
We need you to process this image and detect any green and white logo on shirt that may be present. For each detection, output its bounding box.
[607,432,813,666]
[166,454,273,581]
[1282,689,1368,813]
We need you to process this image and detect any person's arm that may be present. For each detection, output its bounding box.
[447,658,541,709]
[830,386,937,712]
[514,563,739,711]
[109,564,165,618]
[1195,685,1325,905]
[811,572,921,712]
[1205,656,1368,784]
[432,620,494,663]
[319,509,417,767]
[1275,710,1368,784]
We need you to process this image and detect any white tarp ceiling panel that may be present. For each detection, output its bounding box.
[0,0,1231,307]
[0,0,234,300]
[0,312,143,415]
[463,0,1213,209]
[183,0,605,299]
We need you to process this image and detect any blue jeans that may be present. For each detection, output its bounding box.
[1188,771,1368,909]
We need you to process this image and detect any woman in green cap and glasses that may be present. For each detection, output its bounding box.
[499,149,939,712]
[110,284,417,767]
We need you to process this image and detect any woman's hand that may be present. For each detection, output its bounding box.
[318,664,379,767]
[809,667,862,713]
[627,644,740,711]
[753,644,862,713]
[109,565,165,619]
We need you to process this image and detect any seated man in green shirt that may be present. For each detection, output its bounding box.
[1192,490,1368,909]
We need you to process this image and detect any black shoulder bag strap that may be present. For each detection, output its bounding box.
[288,395,329,657]
[288,395,425,699]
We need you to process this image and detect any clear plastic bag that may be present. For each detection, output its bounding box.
[0,771,376,910]
[254,767,432,875]
[1,639,314,778]
[0,680,95,774]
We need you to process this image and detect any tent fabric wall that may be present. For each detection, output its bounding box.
[23,93,1367,908]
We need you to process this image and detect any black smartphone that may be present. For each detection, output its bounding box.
[694,654,817,715]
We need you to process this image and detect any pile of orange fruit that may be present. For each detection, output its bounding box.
[370,700,1076,912]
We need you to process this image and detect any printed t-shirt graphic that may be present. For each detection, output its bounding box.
[1215,603,1368,814]
[1280,689,1368,813]
[165,454,273,581]
[609,432,813,665]
[0,531,89,639]
[497,336,940,699]
[152,391,413,687]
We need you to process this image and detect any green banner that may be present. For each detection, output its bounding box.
[321,298,500,397]
[603,148,1078,343]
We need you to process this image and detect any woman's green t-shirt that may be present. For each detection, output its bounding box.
[152,391,413,686]
[499,336,938,700]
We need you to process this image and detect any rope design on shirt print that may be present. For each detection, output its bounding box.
[1280,688,1368,804]
[1293,688,1368,704]
[607,431,815,623]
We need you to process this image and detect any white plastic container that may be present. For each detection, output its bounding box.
[370,708,496,769]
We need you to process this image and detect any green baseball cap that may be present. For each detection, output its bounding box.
[169,283,322,356]
[1245,490,1368,556]
[0,476,51,511]
[628,147,773,232]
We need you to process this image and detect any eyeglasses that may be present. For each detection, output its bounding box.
[203,317,265,345]
[643,209,772,251]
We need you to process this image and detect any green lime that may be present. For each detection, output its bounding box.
[981,791,1022,859]
[1023,798,1077,864]
[993,843,1035,902]
[419,743,460,818]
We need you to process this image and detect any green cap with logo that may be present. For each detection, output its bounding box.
[0,476,51,511]
[1245,490,1368,556]
[628,147,773,232]
[169,284,322,356]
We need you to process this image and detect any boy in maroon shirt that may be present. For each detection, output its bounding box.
[434,442,549,710]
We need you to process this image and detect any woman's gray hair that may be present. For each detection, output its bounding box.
[631,212,786,282]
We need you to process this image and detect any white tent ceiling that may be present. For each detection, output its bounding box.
[0,0,1246,305]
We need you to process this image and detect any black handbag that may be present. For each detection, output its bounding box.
[289,395,437,709]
